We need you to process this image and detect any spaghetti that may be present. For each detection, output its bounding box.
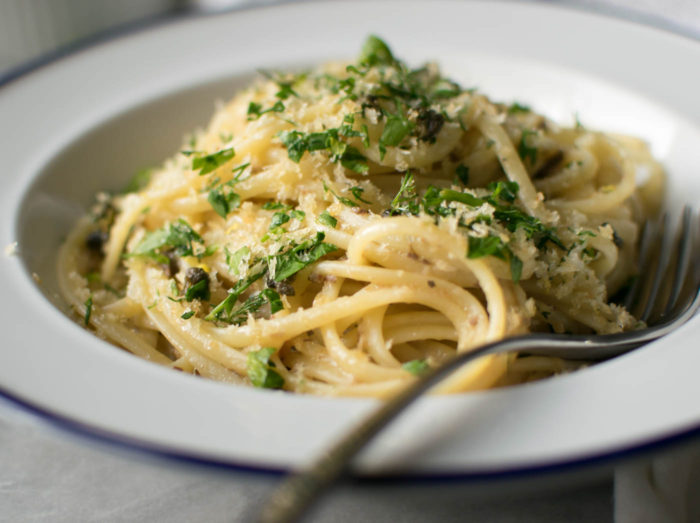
[58,36,663,397]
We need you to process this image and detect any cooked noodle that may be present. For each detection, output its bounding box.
[58,37,662,397]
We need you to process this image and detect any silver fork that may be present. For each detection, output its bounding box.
[259,206,700,523]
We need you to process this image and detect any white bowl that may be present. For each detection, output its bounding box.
[2,0,700,478]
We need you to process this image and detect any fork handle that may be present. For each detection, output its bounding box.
[257,334,574,523]
[258,294,700,523]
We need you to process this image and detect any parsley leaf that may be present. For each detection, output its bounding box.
[208,186,240,218]
[359,35,396,67]
[317,211,338,228]
[275,82,298,100]
[349,186,371,204]
[205,268,266,322]
[262,201,292,211]
[270,212,291,229]
[323,182,362,207]
[271,232,337,282]
[247,347,285,389]
[438,188,483,207]
[339,146,369,174]
[510,254,523,284]
[389,172,420,216]
[467,235,523,283]
[84,295,93,326]
[455,165,470,186]
[379,110,414,149]
[184,278,210,301]
[124,168,152,193]
[247,100,285,120]
[129,219,204,264]
[191,148,235,175]
[487,181,519,203]
[225,246,250,276]
[228,288,282,325]
[468,235,508,260]
[402,359,429,376]
[181,310,195,320]
[508,102,531,114]
[279,128,369,174]
[518,130,538,165]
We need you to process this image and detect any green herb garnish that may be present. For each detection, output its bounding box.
[124,168,152,193]
[129,219,204,264]
[279,129,369,174]
[359,35,396,67]
[83,295,93,326]
[379,108,414,152]
[518,130,538,165]
[208,186,240,218]
[317,211,338,228]
[184,278,210,301]
[247,347,285,389]
[402,359,429,376]
[389,172,420,216]
[262,201,292,211]
[271,232,337,282]
[225,246,250,276]
[468,235,523,283]
[191,147,235,175]
[508,102,531,114]
[247,100,285,120]
[455,165,470,186]
[227,288,282,325]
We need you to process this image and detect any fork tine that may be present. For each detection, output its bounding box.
[628,213,669,321]
[662,206,694,318]
[623,217,658,312]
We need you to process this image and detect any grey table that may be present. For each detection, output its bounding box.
[1,1,699,521]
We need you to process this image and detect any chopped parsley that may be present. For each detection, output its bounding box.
[270,212,291,229]
[468,235,523,284]
[389,172,420,216]
[323,182,368,207]
[317,211,338,228]
[205,267,266,322]
[402,359,429,376]
[455,164,470,186]
[227,288,282,325]
[208,185,240,218]
[206,233,337,324]
[247,100,285,120]
[181,310,195,320]
[184,278,210,302]
[487,180,519,203]
[124,168,152,193]
[279,129,369,174]
[508,102,531,114]
[359,35,397,67]
[225,246,250,276]
[518,130,538,165]
[262,201,292,211]
[268,209,305,232]
[191,147,235,175]
[349,186,371,204]
[379,107,414,154]
[271,232,337,282]
[247,347,285,389]
[129,219,204,264]
[83,295,93,326]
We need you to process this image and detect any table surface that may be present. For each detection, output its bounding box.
[1,1,699,521]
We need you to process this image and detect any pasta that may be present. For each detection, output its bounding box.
[58,36,663,397]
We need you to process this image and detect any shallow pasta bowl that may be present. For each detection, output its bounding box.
[2,0,700,479]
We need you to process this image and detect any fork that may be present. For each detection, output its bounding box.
[259,206,700,523]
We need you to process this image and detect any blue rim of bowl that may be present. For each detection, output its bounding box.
[1,0,700,481]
